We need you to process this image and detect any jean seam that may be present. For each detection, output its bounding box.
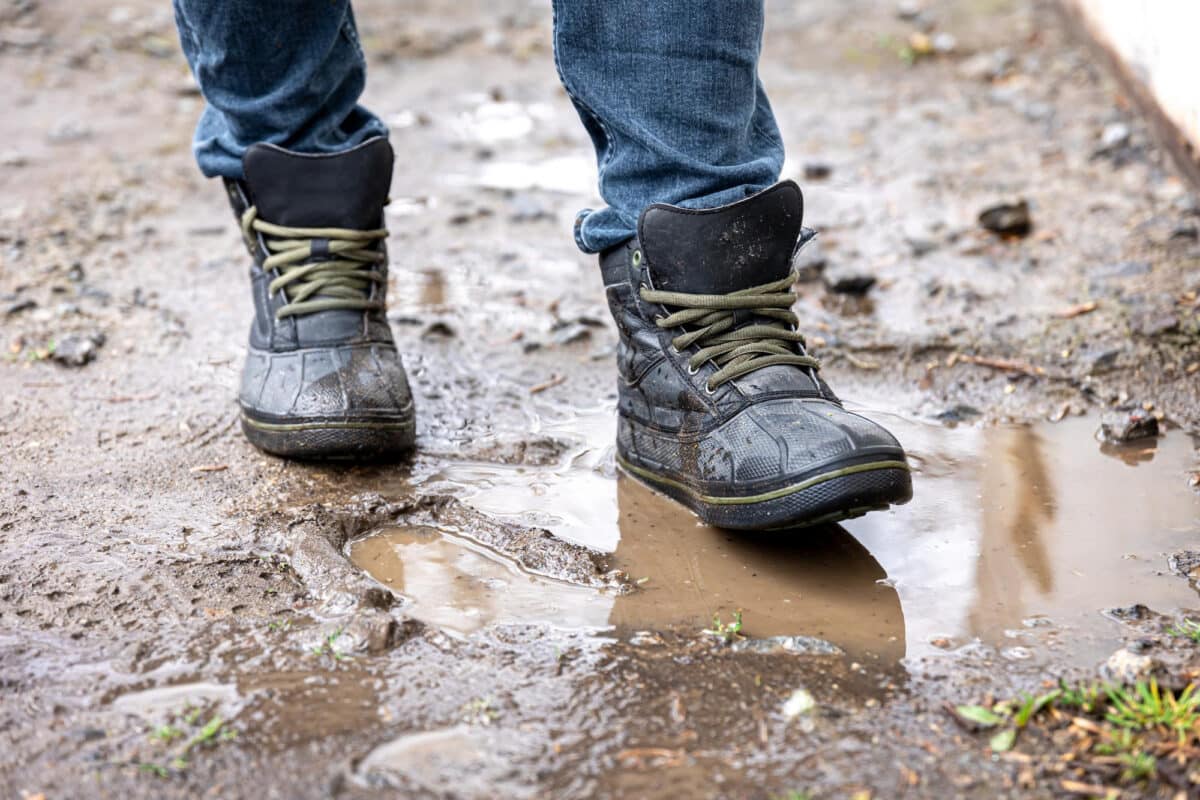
[551,0,615,252]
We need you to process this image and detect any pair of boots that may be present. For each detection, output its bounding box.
[228,138,911,530]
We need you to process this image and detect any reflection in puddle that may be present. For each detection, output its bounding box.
[350,525,611,635]
[354,407,1200,665]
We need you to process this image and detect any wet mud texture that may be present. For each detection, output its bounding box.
[2,0,1200,798]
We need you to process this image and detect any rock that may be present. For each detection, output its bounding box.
[895,0,923,20]
[803,162,832,181]
[1167,551,1200,582]
[51,332,105,367]
[1097,122,1131,152]
[823,264,876,295]
[1084,347,1120,375]
[421,321,456,339]
[0,150,28,167]
[978,200,1031,237]
[932,32,957,55]
[1103,647,1162,684]
[1169,223,1198,241]
[550,322,591,346]
[935,404,982,424]
[1106,603,1153,622]
[957,48,1013,82]
[1130,311,1179,337]
[4,298,35,316]
[1097,408,1159,444]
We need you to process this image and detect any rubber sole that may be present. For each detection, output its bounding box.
[241,411,416,460]
[617,454,912,531]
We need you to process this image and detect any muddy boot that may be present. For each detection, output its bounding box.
[224,138,415,459]
[600,181,911,529]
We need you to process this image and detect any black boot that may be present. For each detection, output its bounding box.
[224,138,415,459]
[600,181,911,529]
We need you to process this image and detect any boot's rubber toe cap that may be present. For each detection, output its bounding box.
[618,398,911,530]
[239,342,415,460]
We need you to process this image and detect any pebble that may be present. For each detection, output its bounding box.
[51,331,105,367]
[1098,122,1131,151]
[1084,347,1120,375]
[803,162,833,181]
[1103,647,1161,684]
[1097,408,1159,444]
[957,48,1013,82]
[823,264,876,295]
[978,199,1031,237]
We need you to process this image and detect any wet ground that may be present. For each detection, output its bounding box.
[2,0,1200,797]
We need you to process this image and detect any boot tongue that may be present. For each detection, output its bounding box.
[241,138,393,229]
[638,181,804,294]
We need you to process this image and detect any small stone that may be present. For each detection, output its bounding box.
[1131,311,1179,337]
[957,48,1013,82]
[1084,347,1120,375]
[421,321,456,339]
[1098,408,1159,444]
[4,298,35,316]
[1106,604,1153,622]
[1167,551,1200,581]
[1103,647,1161,684]
[782,688,816,719]
[931,32,957,54]
[1169,223,1198,241]
[978,199,1031,237]
[1098,122,1131,151]
[823,265,876,295]
[895,0,923,20]
[0,150,28,167]
[51,332,105,367]
[803,162,833,181]
[934,404,982,424]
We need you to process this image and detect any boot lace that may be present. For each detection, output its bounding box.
[640,271,820,391]
[240,206,388,319]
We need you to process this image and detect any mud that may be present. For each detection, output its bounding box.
[2,0,1199,798]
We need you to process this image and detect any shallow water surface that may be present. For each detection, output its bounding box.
[350,407,1200,666]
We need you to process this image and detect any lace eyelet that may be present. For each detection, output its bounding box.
[632,249,643,267]
[669,344,680,355]
[704,382,717,395]
[687,364,699,375]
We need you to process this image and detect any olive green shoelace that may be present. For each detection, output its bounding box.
[240,206,388,319]
[640,271,820,391]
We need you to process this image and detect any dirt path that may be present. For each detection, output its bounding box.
[1,0,1198,798]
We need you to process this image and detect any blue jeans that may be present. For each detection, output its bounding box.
[172,0,784,253]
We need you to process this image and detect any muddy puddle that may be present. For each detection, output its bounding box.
[350,407,1200,669]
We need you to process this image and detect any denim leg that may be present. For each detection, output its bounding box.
[172,0,389,179]
[552,0,785,253]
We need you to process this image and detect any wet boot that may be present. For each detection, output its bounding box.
[600,181,912,530]
[224,138,415,459]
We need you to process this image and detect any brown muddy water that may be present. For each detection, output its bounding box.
[351,409,1200,670]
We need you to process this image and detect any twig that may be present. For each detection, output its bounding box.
[529,373,567,394]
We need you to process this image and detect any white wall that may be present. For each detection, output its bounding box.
[1067,0,1200,152]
